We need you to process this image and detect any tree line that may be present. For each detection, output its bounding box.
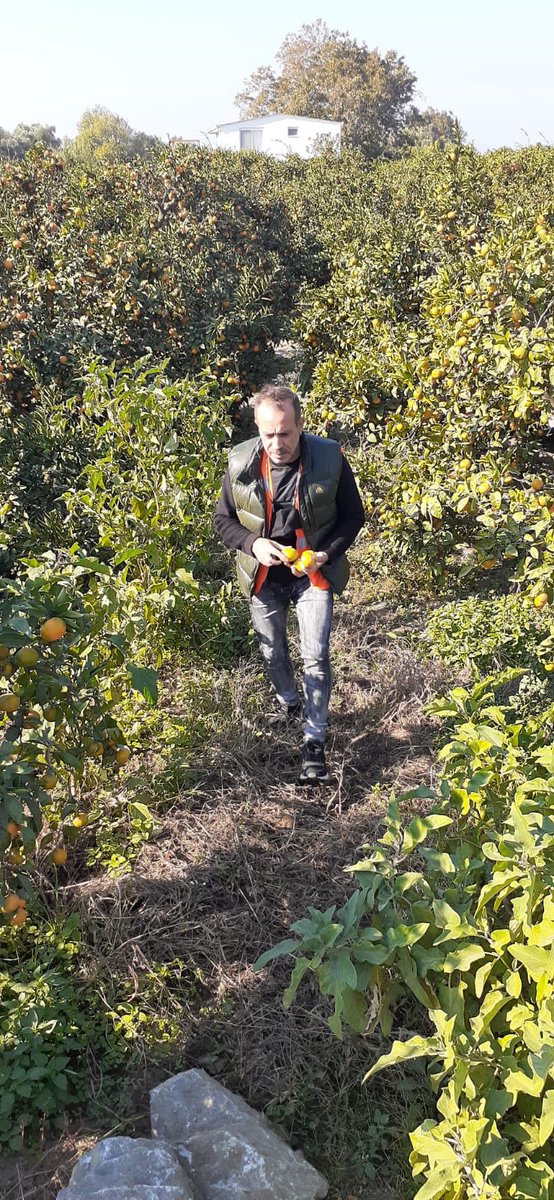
[1,21,463,166]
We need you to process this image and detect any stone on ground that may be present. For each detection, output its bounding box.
[56,1135,200,1199]
[150,1068,328,1199]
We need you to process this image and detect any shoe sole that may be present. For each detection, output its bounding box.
[298,771,330,786]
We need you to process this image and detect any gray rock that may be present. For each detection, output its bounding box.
[58,1191,194,1200]
[151,1070,328,1199]
[183,1126,329,1200]
[57,1135,199,1200]
[151,1069,268,1143]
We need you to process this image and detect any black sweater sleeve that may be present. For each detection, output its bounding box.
[213,453,365,562]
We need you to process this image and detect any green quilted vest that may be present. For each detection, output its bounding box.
[227,432,350,597]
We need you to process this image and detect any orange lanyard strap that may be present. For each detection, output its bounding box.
[255,451,329,592]
[262,450,303,506]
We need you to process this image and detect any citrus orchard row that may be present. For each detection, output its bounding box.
[0,573,139,924]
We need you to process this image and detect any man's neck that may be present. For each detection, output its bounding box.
[269,452,300,468]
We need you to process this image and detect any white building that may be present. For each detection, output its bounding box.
[208,114,342,159]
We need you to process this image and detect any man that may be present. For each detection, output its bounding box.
[214,384,365,785]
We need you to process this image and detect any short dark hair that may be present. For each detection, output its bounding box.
[251,384,302,425]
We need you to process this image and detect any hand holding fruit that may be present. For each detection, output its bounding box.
[290,549,328,575]
[252,538,292,566]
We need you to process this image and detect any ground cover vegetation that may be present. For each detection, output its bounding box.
[1,137,554,1199]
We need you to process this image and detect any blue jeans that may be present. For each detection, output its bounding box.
[249,576,334,742]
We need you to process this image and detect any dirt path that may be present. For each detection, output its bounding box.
[3,584,446,1200]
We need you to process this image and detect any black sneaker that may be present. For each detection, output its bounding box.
[267,701,302,726]
[299,739,329,784]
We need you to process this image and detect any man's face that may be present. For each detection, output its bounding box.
[255,401,303,465]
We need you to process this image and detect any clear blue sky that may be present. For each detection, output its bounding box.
[1,0,552,151]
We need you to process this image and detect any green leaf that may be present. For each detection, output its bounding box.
[413,1168,459,1200]
[473,724,505,748]
[341,987,367,1034]
[175,568,200,594]
[510,803,537,855]
[484,1089,514,1120]
[74,556,111,575]
[4,795,24,824]
[420,849,456,875]
[394,871,426,893]
[127,663,158,705]
[539,1089,554,1146]
[336,888,366,934]
[384,922,429,950]
[318,953,358,993]
[479,1123,513,1171]
[509,944,554,982]
[442,944,487,973]
[476,870,522,914]
[253,938,300,971]
[401,814,452,855]
[283,957,312,1009]
[471,988,511,1037]
[363,1034,439,1082]
[398,947,439,1009]
[467,769,493,791]
[433,900,462,929]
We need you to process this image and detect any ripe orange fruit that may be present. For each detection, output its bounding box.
[40,617,67,642]
[281,546,299,563]
[16,647,39,667]
[0,693,19,713]
[299,550,316,570]
[531,478,544,491]
[10,908,27,927]
[481,559,498,570]
[534,593,549,609]
[2,893,22,914]
[52,847,67,866]
[115,747,130,766]
[6,821,20,837]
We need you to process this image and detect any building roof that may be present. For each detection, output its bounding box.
[208,113,342,134]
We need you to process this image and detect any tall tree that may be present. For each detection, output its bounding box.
[235,21,461,158]
[69,106,160,166]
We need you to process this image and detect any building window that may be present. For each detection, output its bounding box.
[287,126,298,137]
[240,128,262,150]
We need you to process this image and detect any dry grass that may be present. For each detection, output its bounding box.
[2,589,447,1200]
